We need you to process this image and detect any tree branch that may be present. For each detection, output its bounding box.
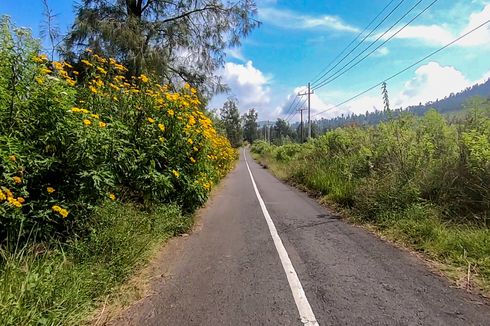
[161,4,228,24]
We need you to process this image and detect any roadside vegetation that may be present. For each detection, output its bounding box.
[0,17,237,325]
[252,106,490,292]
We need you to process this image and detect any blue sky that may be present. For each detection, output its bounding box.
[1,0,490,121]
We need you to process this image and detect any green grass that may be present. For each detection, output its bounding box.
[255,153,490,295]
[0,203,191,325]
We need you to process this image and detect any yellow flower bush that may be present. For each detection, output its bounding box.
[0,21,236,241]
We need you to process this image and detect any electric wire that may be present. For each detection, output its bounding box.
[282,95,300,120]
[309,0,398,86]
[311,18,490,117]
[286,98,307,123]
[310,0,408,87]
[312,0,439,91]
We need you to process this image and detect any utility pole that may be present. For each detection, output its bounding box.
[265,120,272,144]
[298,83,314,139]
[297,106,307,143]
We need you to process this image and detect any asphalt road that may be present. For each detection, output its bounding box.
[111,149,490,325]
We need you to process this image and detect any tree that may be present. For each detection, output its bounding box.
[220,98,242,147]
[40,0,62,59]
[272,118,292,144]
[242,108,258,143]
[381,81,390,112]
[64,0,259,94]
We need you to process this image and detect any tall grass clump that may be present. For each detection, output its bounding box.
[252,104,490,289]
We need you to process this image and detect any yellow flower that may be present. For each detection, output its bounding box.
[108,193,116,201]
[83,119,92,126]
[4,189,13,198]
[35,76,44,85]
[12,176,22,184]
[159,137,165,143]
[8,197,22,208]
[93,79,104,87]
[139,74,149,83]
[52,205,69,217]
[189,157,196,163]
[47,187,56,193]
[81,59,93,67]
[158,123,165,132]
[17,197,25,204]
[96,67,107,75]
[0,190,6,201]
[52,205,62,212]
[108,83,119,91]
[59,209,69,218]
[147,117,155,123]
[9,155,16,161]
[52,61,63,70]
[193,146,198,152]
[114,64,127,72]
[33,54,48,63]
[89,86,98,94]
[187,138,193,145]
[167,109,174,117]
[40,67,52,74]
[172,170,180,178]
[99,121,107,128]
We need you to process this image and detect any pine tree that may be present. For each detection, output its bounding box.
[65,0,259,94]
[220,98,243,148]
[242,109,258,144]
[381,81,391,113]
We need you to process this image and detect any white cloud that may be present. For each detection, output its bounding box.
[311,61,490,120]
[380,4,490,47]
[225,48,246,62]
[210,61,272,115]
[258,7,359,33]
[373,47,390,57]
[458,3,490,46]
[394,61,471,107]
[382,25,454,45]
[278,87,340,121]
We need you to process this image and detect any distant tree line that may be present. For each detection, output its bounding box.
[315,79,490,132]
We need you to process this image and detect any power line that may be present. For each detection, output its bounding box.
[312,18,490,118]
[282,95,300,119]
[286,98,307,123]
[309,0,398,86]
[283,95,302,121]
[285,98,306,122]
[313,0,439,91]
[283,87,308,121]
[310,0,408,87]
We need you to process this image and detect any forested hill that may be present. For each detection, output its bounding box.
[316,78,490,131]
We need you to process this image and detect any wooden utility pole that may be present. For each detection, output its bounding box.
[265,120,272,144]
[298,106,307,143]
[298,83,314,139]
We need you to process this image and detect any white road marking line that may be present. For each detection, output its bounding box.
[244,150,319,326]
